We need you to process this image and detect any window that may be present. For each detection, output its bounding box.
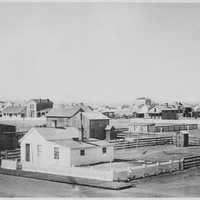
[30,104,35,110]
[37,145,42,157]
[25,143,30,162]
[54,147,59,159]
[80,149,85,156]
[102,147,107,154]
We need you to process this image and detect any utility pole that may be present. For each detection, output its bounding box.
[80,112,84,141]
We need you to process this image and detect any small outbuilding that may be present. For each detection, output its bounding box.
[19,127,114,172]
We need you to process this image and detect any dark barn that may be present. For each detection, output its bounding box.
[0,124,17,151]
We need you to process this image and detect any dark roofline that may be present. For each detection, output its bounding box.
[47,107,84,118]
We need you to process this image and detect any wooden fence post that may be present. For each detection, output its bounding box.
[5,150,8,159]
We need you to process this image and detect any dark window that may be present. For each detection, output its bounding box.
[102,147,107,154]
[80,149,85,156]
[54,147,59,159]
[25,143,30,162]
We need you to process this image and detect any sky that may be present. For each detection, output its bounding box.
[0,3,200,104]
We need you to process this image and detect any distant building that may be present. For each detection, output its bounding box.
[148,105,162,119]
[149,105,179,120]
[135,97,152,107]
[135,104,150,118]
[192,105,200,118]
[161,107,179,120]
[129,121,198,133]
[26,99,53,118]
[101,110,115,118]
[182,103,194,118]
[19,127,113,173]
[2,106,26,118]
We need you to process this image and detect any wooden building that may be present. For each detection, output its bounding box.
[2,106,26,119]
[161,108,179,120]
[26,99,53,118]
[19,127,113,173]
[149,105,179,120]
[0,123,17,151]
[81,112,110,140]
[46,107,84,128]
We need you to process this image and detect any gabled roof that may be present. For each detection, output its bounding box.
[2,106,26,114]
[46,107,83,118]
[75,103,93,112]
[20,127,112,150]
[149,105,162,114]
[82,112,109,120]
[149,105,178,113]
[31,99,53,104]
[35,127,80,141]
[52,138,112,149]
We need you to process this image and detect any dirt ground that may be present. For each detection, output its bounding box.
[1,167,200,197]
[114,144,200,162]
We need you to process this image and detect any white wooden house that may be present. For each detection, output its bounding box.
[19,127,114,173]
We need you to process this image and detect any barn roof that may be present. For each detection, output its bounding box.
[82,112,109,120]
[46,107,83,118]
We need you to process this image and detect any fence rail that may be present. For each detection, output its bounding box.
[183,155,200,169]
[0,149,20,160]
[188,137,200,146]
[111,136,173,150]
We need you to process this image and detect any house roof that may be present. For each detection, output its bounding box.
[82,112,109,120]
[2,106,26,114]
[75,103,93,112]
[46,107,83,118]
[52,138,112,149]
[20,127,112,150]
[37,108,52,113]
[149,105,178,113]
[34,127,80,141]
[149,105,162,114]
[31,99,53,104]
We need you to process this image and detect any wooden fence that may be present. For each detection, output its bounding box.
[188,137,200,146]
[0,148,20,160]
[183,155,200,169]
[172,136,200,146]
[110,136,173,150]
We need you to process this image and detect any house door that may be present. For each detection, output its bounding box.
[53,120,57,128]
[25,143,30,162]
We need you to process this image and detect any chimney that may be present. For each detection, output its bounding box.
[105,125,112,141]
[80,112,84,141]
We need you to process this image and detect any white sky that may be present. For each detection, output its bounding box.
[0,3,200,103]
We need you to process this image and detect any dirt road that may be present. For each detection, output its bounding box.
[1,167,200,197]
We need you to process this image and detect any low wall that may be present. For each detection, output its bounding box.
[113,160,181,181]
[2,159,182,182]
[1,159,17,170]
[21,162,114,181]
